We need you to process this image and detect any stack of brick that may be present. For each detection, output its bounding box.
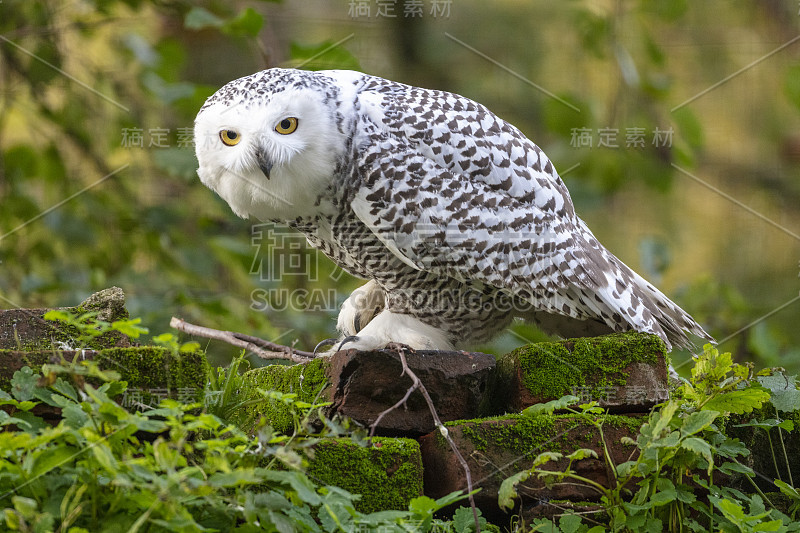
[243,333,672,521]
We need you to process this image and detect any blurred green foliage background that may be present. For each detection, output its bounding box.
[1,0,799,372]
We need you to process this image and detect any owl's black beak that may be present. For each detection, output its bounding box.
[254,148,273,179]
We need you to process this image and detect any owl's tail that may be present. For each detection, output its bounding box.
[591,247,715,352]
[537,220,715,352]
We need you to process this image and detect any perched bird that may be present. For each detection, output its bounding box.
[194,68,713,352]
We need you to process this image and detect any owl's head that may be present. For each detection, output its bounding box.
[194,68,351,221]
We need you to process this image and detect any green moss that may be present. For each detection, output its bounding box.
[96,347,209,399]
[603,413,647,435]
[447,412,643,457]
[451,414,557,455]
[1,312,105,352]
[501,332,666,401]
[0,347,209,403]
[305,437,423,513]
[241,358,329,434]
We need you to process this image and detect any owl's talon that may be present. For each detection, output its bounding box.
[337,335,360,352]
[314,337,339,355]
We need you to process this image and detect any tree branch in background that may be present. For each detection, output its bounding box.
[169,317,316,363]
[369,344,481,533]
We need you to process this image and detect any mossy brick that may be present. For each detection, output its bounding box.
[725,405,800,493]
[490,332,669,415]
[305,437,423,513]
[0,347,209,406]
[241,358,330,434]
[241,348,495,435]
[419,412,643,519]
[0,287,131,351]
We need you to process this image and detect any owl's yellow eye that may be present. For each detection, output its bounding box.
[275,117,298,135]
[219,130,241,146]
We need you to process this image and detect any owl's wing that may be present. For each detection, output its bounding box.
[351,137,611,322]
[349,83,711,349]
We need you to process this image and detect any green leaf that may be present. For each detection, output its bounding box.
[785,65,800,111]
[650,489,677,507]
[12,411,46,432]
[209,470,260,487]
[703,388,770,414]
[452,506,486,533]
[15,401,37,412]
[10,367,40,402]
[11,496,38,519]
[532,451,563,468]
[652,401,679,436]
[52,378,78,402]
[498,470,529,511]
[90,442,119,474]
[110,318,148,338]
[180,341,201,354]
[62,403,89,429]
[691,345,731,384]
[523,395,579,417]
[184,7,225,30]
[616,460,636,478]
[289,40,360,71]
[566,448,598,461]
[0,410,31,429]
[223,8,263,37]
[735,418,783,430]
[558,513,586,533]
[681,437,713,464]
[265,470,321,507]
[30,445,75,478]
[712,495,773,524]
[717,437,750,459]
[757,374,800,413]
[753,520,788,532]
[675,484,697,504]
[718,460,754,477]
[775,479,800,500]
[142,72,196,105]
[408,495,438,516]
[644,517,664,533]
[672,107,703,148]
[433,490,470,510]
[681,410,719,436]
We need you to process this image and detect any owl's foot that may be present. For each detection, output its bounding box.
[334,309,454,352]
[384,341,417,354]
[337,280,385,337]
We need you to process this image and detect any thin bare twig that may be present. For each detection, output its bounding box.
[169,317,316,363]
[369,345,481,533]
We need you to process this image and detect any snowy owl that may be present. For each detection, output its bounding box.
[194,68,713,353]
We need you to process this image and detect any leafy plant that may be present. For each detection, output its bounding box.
[0,309,487,533]
[499,344,800,532]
